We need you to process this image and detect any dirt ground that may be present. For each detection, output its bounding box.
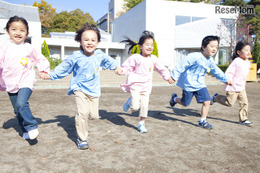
[0,75,260,172]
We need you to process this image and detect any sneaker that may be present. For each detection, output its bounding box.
[123,97,131,112]
[198,120,213,129]
[28,129,39,140]
[170,93,177,107]
[77,138,89,150]
[210,93,218,105]
[138,124,147,133]
[23,132,30,140]
[239,119,252,127]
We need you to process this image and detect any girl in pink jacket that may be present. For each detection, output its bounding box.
[0,16,50,140]
[211,41,252,127]
[117,31,174,133]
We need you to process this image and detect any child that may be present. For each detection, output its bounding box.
[211,41,252,127]
[0,16,50,140]
[39,23,122,150]
[169,35,231,129]
[117,31,174,133]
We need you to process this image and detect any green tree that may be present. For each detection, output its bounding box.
[33,0,56,37]
[252,41,260,63]
[123,0,144,11]
[50,9,95,33]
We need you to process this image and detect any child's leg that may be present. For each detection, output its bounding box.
[89,96,99,120]
[201,100,211,119]
[74,90,91,141]
[8,92,26,132]
[130,89,141,112]
[215,91,238,107]
[139,92,150,121]
[10,88,38,132]
[237,90,248,122]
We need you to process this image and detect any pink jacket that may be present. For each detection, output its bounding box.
[120,54,170,93]
[225,57,250,92]
[0,39,50,93]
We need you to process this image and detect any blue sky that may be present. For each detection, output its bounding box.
[2,0,110,21]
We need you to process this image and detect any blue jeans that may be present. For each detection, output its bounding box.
[8,88,38,132]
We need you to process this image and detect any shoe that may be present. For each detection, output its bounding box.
[210,93,218,105]
[239,119,252,127]
[170,93,177,107]
[23,132,30,140]
[138,124,147,133]
[77,138,89,150]
[28,129,39,140]
[123,97,131,112]
[198,120,213,129]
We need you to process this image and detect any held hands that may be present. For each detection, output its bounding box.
[114,66,123,75]
[226,80,232,85]
[38,72,50,80]
[168,77,175,84]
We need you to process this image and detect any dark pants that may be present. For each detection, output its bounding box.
[8,88,38,132]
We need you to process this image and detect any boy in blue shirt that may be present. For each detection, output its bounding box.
[39,23,122,149]
[170,35,231,129]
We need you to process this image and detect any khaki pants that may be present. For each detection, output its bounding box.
[130,89,150,117]
[74,90,99,141]
[214,90,248,122]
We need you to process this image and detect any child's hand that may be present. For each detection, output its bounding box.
[226,80,232,85]
[168,77,175,84]
[38,72,50,80]
[114,66,123,75]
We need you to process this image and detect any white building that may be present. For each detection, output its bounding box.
[42,30,125,64]
[110,0,238,68]
[0,0,42,52]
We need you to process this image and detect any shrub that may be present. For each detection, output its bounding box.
[47,56,63,70]
[41,41,62,70]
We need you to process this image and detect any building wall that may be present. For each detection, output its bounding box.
[112,0,237,68]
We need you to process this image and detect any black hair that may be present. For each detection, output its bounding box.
[5,15,29,34]
[232,41,251,60]
[200,35,220,51]
[121,30,155,54]
[75,23,101,51]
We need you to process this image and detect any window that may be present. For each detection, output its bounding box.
[175,16,191,26]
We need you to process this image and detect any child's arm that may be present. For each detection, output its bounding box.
[31,48,50,74]
[114,66,123,75]
[210,63,230,83]
[153,57,172,82]
[171,55,194,81]
[120,56,136,76]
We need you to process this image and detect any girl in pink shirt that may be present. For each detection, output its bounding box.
[116,31,174,133]
[0,16,50,140]
[211,41,252,126]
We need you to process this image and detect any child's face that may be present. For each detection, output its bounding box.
[80,30,99,56]
[139,38,154,57]
[238,45,251,60]
[202,40,219,58]
[7,21,28,44]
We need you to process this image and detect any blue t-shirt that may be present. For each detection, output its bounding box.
[171,52,229,91]
[50,49,118,97]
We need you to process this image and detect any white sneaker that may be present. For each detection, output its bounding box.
[23,132,30,140]
[239,119,252,127]
[28,129,39,139]
[138,124,147,133]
